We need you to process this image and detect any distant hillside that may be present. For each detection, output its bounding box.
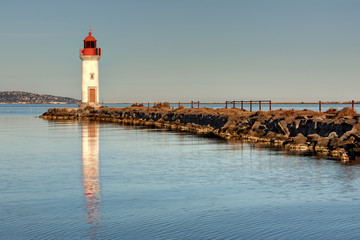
[0,91,81,104]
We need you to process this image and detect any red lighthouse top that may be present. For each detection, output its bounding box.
[84,32,96,42]
[80,30,101,57]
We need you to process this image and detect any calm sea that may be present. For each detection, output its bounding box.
[1,104,360,239]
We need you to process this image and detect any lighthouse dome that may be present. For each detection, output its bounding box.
[84,32,96,42]
[83,32,97,49]
[80,29,101,56]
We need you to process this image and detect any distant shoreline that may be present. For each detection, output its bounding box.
[0,91,80,105]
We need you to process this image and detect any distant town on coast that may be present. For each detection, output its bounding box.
[0,91,80,104]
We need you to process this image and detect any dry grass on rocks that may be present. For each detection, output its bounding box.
[337,107,357,117]
[325,108,338,114]
[153,102,171,109]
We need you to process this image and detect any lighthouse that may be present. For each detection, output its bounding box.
[80,30,102,108]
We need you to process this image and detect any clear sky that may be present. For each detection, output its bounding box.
[1,0,359,102]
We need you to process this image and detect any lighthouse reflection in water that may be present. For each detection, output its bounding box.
[82,121,103,238]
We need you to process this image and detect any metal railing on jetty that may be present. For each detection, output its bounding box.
[109,100,359,113]
[225,100,271,111]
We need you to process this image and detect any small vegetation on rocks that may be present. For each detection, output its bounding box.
[131,103,144,107]
[153,102,171,109]
[337,107,357,117]
[325,108,338,114]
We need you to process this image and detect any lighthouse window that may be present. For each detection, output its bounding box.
[84,41,96,48]
[90,73,94,80]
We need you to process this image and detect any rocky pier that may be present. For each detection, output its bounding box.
[40,104,360,163]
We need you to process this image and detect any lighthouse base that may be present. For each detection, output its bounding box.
[78,102,103,110]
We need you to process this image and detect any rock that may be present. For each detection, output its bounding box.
[275,133,289,141]
[273,139,284,146]
[344,118,356,126]
[330,150,342,157]
[316,137,330,147]
[251,121,262,130]
[348,147,360,159]
[307,133,321,142]
[264,131,276,139]
[329,138,341,149]
[314,145,329,153]
[295,119,316,136]
[284,116,296,125]
[340,130,357,141]
[295,115,307,120]
[294,119,301,129]
[277,120,290,136]
[287,144,309,151]
[248,129,263,138]
[292,133,307,145]
[328,132,338,139]
[352,123,360,131]
[341,153,350,163]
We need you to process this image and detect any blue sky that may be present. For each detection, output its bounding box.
[1,0,359,102]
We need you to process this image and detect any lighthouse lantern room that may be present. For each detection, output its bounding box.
[80,29,101,108]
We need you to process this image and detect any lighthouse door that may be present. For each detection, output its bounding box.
[89,89,96,103]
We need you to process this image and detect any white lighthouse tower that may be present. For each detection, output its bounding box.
[79,29,102,108]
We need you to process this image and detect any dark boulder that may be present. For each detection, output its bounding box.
[277,120,290,136]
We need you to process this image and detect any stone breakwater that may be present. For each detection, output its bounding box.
[40,106,360,163]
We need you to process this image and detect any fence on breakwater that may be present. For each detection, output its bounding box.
[106,100,359,113]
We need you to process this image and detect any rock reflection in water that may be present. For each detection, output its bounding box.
[82,121,103,239]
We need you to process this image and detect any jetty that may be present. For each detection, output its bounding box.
[40,103,360,163]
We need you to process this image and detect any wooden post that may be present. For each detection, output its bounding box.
[319,101,321,112]
[259,101,261,111]
[250,101,252,112]
[233,101,235,108]
[178,102,180,108]
[197,101,200,108]
[191,101,193,108]
[154,102,156,107]
[241,101,243,110]
[148,102,149,108]
[269,100,272,111]
[352,100,355,110]
[225,101,228,109]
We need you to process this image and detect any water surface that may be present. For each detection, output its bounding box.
[1,105,360,239]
